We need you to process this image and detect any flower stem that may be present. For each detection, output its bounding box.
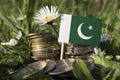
[52,25,58,37]
[48,21,58,37]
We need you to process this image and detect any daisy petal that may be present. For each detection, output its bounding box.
[16,31,22,40]
[1,39,18,46]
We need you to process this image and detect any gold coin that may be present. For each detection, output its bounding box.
[26,33,43,37]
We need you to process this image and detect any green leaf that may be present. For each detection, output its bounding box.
[0,12,20,32]
[73,59,95,80]
[104,69,120,80]
[27,0,36,33]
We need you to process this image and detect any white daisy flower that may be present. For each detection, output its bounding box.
[15,31,22,40]
[100,33,109,42]
[34,5,60,25]
[1,31,22,46]
[17,15,26,21]
[94,47,105,54]
[1,39,18,46]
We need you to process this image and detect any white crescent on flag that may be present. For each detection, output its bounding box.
[77,23,93,40]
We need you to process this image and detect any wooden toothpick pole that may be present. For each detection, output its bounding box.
[60,42,64,60]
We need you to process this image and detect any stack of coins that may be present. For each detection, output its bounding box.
[65,43,93,56]
[27,33,59,60]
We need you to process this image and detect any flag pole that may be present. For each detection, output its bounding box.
[60,42,64,60]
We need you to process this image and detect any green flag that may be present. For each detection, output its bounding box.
[58,14,102,46]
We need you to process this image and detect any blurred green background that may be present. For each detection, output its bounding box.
[0,0,120,80]
[0,0,120,47]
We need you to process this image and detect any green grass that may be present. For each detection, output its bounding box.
[0,0,120,80]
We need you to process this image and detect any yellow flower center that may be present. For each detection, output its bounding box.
[44,16,52,21]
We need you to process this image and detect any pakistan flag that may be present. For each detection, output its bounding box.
[58,14,102,46]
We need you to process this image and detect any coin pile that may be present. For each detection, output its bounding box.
[65,43,93,56]
[27,33,59,60]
